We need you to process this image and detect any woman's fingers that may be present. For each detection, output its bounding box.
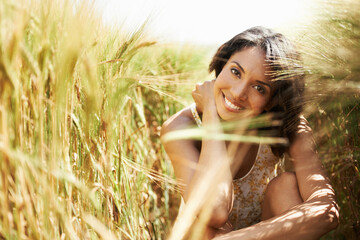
[192,80,217,113]
[193,80,214,94]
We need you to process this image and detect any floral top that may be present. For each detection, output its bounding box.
[229,143,282,229]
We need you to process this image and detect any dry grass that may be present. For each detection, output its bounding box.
[0,0,208,239]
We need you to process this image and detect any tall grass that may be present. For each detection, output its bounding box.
[0,0,209,239]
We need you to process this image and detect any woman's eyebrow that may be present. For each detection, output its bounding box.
[231,61,245,73]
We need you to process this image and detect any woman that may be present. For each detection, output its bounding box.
[161,26,339,239]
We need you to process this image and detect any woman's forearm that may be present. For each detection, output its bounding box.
[184,106,233,228]
[214,197,339,240]
[198,106,228,167]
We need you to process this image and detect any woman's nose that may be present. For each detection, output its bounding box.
[230,82,248,101]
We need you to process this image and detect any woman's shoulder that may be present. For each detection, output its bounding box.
[161,106,196,136]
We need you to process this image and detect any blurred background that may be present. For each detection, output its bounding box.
[92,0,318,45]
[0,0,358,239]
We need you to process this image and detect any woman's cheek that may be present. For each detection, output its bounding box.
[213,81,221,95]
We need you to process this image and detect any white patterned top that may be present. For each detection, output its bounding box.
[229,143,282,229]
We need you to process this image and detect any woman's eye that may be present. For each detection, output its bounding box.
[231,68,241,77]
[254,85,265,94]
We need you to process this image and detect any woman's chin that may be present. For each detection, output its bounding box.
[218,109,254,122]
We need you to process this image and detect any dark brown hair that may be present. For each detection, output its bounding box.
[209,26,305,157]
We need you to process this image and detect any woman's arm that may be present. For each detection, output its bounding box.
[213,199,338,240]
[161,80,234,230]
[213,117,339,240]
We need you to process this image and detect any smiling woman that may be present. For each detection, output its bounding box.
[161,26,339,239]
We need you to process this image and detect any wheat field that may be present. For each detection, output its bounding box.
[0,0,359,239]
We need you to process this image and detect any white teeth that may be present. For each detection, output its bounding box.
[224,96,242,110]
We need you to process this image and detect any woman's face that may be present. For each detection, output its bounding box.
[214,46,273,121]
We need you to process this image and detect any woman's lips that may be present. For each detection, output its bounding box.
[223,94,245,112]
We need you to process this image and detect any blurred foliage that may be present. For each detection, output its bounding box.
[297,0,360,238]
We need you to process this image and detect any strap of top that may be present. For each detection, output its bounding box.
[190,103,202,127]
[233,143,262,182]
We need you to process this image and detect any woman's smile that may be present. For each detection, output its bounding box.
[223,93,245,112]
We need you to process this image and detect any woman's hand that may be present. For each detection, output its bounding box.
[191,79,217,114]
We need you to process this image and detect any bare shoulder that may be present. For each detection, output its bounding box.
[161,106,196,138]
[160,106,202,182]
